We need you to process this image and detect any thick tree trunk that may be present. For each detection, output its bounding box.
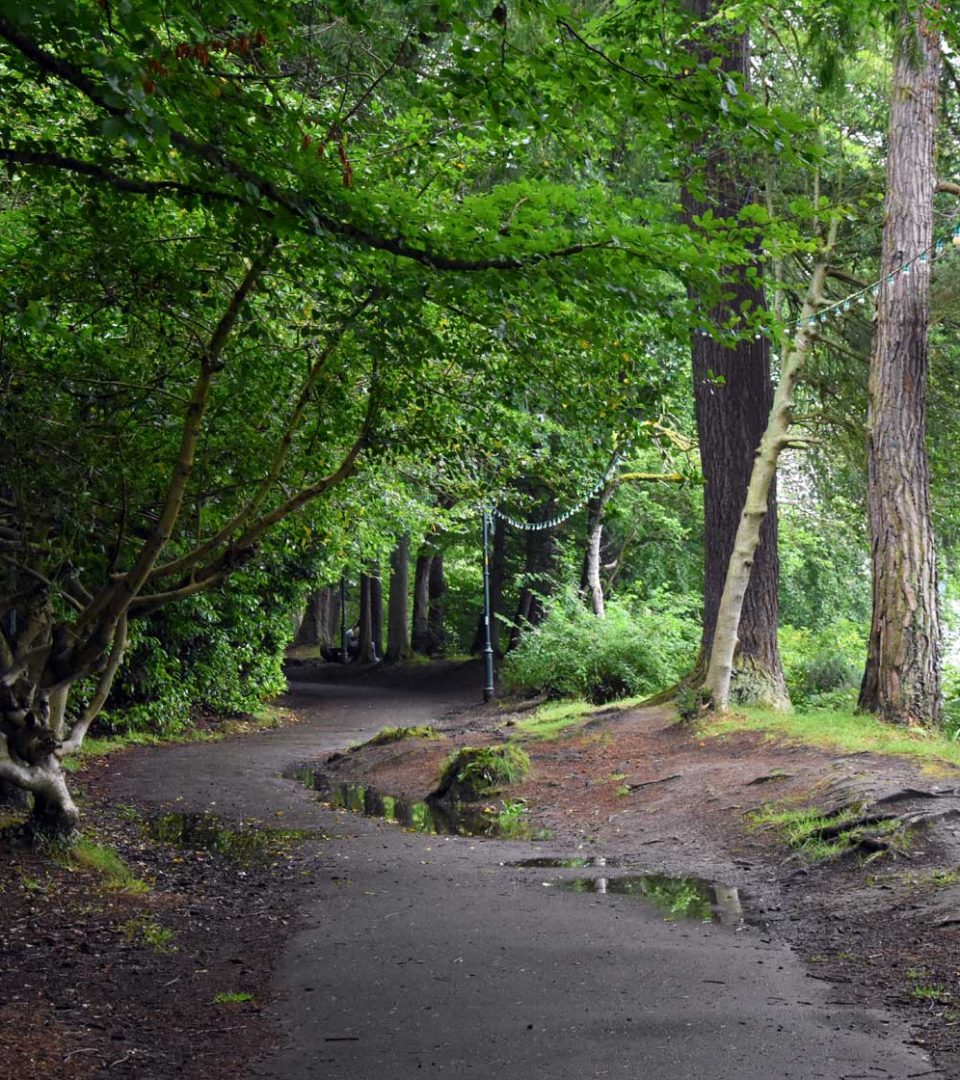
[859,10,942,726]
[294,585,340,648]
[426,552,446,656]
[704,264,829,709]
[386,536,411,663]
[411,551,433,655]
[681,0,787,709]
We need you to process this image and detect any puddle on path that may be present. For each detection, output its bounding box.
[507,856,624,869]
[545,872,743,924]
[145,812,312,863]
[304,773,552,840]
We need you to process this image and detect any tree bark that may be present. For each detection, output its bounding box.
[411,550,433,655]
[426,552,446,656]
[859,8,942,726]
[681,0,788,709]
[370,569,383,661]
[386,536,411,663]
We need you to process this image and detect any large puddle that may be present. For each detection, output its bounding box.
[145,811,312,863]
[303,773,552,840]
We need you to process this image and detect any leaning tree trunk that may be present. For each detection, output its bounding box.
[411,550,433,655]
[386,536,411,663]
[704,262,830,709]
[426,552,446,656]
[859,9,942,726]
[681,0,788,710]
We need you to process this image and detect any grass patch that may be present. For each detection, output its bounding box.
[364,725,443,747]
[54,839,150,894]
[212,991,254,1005]
[437,743,531,798]
[749,802,906,862]
[122,915,177,953]
[710,705,960,770]
[511,695,646,743]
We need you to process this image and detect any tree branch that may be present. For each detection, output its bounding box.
[57,613,127,757]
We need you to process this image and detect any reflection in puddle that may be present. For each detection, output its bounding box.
[304,773,552,840]
[547,874,743,924]
[508,856,624,869]
[145,812,311,863]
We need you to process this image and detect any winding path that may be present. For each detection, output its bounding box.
[104,663,939,1079]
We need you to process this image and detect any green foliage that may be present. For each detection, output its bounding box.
[437,743,531,796]
[122,916,178,954]
[212,991,254,1005]
[778,619,865,708]
[502,589,698,703]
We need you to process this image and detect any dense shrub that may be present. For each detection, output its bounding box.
[501,588,699,703]
[97,558,314,735]
[778,620,864,709]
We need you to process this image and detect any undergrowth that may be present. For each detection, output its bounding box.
[749,803,906,862]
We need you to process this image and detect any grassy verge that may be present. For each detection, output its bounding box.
[509,695,647,742]
[709,705,960,771]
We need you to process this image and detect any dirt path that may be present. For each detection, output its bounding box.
[101,663,943,1079]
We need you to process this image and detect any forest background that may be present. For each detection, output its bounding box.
[3,0,960,833]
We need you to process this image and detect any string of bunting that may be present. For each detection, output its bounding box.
[488,443,631,533]
[694,225,960,342]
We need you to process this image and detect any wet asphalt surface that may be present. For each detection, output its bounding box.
[104,664,942,1080]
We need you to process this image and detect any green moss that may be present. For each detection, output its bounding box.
[436,743,531,798]
[364,725,443,746]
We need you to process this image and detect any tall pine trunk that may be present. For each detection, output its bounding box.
[386,535,411,663]
[859,8,942,725]
[358,571,380,664]
[681,0,788,709]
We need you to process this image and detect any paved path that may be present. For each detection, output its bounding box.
[104,665,940,1080]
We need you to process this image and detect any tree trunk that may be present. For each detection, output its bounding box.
[510,521,558,651]
[490,514,507,658]
[681,0,788,709]
[386,536,411,663]
[370,570,383,661]
[581,487,615,618]
[357,572,379,664]
[294,585,340,648]
[411,551,433,655]
[704,263,830,709]
[859,9,942,726]
[426,552,446,656]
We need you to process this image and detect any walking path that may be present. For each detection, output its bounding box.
[103,664,938,1079]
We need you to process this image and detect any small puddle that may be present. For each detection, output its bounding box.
[304,773,552,840]
[547,873,743,924]
[145,812,312,863]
